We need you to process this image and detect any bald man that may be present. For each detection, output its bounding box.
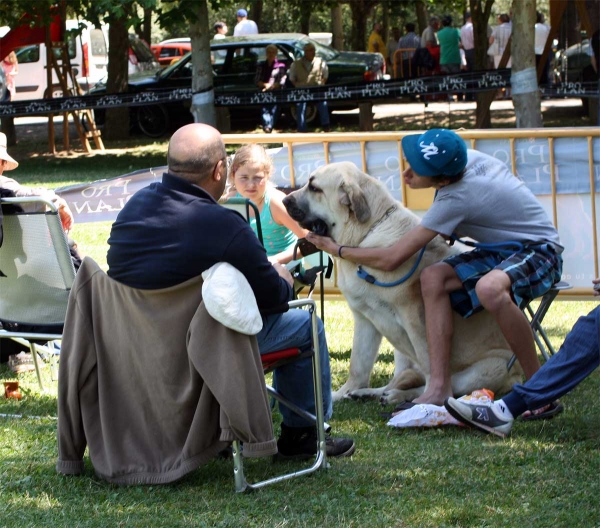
[107,124,354,461]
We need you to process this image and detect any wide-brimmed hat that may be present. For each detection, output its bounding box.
[0,132,18,171]
[401,129,467,177]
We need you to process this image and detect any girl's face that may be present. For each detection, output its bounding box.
[233,160,268,201]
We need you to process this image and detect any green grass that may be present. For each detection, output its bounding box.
[1,300,599,527]
[2,119,599,527]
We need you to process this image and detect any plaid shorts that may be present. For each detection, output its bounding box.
[444,244,563,318]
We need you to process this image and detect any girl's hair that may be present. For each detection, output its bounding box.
[230,144,274,179]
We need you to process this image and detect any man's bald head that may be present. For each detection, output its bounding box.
[167,124,226,185]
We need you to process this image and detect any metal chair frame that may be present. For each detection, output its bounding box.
[0,197,75,390]
[221,198,330,491]
[233,298,328,492]
[508,280,573,371]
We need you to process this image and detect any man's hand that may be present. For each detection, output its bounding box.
[56,197,74,234]
[306,232,339,256]
[593,278,600,296]
[272,262,294,286]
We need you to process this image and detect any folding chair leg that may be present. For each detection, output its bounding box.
[266,385,331,433]
[30,342,45,392]
[233,299,328,492]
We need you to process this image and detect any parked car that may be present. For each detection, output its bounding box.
[91,33,385,137]
[151,40,192,67]
[554,38,594,84]
[128,34,160,75]
[554,38,597,117]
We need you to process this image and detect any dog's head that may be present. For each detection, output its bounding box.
[283,162,379,242]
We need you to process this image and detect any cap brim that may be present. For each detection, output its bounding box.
[0,151,18,171]
[401,134,437,177]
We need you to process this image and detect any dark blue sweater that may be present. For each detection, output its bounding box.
[107,172,292,314]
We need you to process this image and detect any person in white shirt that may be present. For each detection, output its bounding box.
[233,8,258,36]
[534,11,551,84]
[460,12,474,73]
[212,22,228,61]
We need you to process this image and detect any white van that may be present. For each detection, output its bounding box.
[0,20,108,101]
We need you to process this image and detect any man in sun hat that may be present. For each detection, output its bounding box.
[0,132,74,232]
[233,7,258,36]
[0,131,18,172]
[307,128,563,412]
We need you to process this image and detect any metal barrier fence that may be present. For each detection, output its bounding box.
[221,128,600,298]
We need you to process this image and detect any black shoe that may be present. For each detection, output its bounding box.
[263,126,272,133]
[322,125,331,132]
[275,424,355,461]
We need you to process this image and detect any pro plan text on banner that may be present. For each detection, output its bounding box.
[56,136,600,290]
[0,70,597,118]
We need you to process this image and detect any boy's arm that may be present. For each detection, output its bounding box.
[306,225,439,272]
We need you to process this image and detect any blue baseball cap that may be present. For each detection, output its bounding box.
[401,129,468,177]
[237,8,248,17]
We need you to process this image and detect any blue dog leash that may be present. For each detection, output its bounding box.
[448,235,525,255]
[356,245,427,287]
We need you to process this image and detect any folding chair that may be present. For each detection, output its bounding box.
[222,197,333,321]
[221,198,330,491]
[233,297,329,492]
[508,280,573,371]
[0,197,75,391]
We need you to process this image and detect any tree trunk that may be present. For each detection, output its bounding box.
[381,0,389,43]
[252,0,263,31]
[414,0,427,35]
[142,7,152,44]
[105,16,130,140]
[300,1,311,36]
[0,118,16,146]
[511,0,542,128]
[349,1,374,51]
[331,4,344,50]
[557,0,581,50]
[470,0,494,128]
[189,0,216,127]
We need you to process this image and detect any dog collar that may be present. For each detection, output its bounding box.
[365,205,397,237]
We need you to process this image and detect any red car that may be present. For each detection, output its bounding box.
[151,40,191,67]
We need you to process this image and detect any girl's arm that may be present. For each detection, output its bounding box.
[268,189,309,264]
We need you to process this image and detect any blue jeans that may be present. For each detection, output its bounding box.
[504,306,600,415]
[257,309,333,428]
[296,101,330,132]
[261,104,280,130]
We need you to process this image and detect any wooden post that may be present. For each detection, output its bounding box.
[45,26,56,154]
[359,102,374,131]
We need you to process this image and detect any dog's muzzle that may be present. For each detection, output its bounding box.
[283,194,329,236]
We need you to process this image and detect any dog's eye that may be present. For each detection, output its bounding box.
[308,183,321,193]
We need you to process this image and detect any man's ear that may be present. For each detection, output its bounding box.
[339,178,371,223]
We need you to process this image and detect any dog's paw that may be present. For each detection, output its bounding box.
[379,390,403,406]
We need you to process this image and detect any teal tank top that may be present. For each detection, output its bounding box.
[240,188,298,257]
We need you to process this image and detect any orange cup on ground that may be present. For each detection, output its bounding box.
[3,381,22,400]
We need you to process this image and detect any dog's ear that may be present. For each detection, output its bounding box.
[339,178,371,223]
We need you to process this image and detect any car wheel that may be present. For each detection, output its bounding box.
[136,104,170,138]
[290,104,318,124]
[44,85,64,98]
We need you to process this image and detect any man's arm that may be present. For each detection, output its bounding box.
[223,225,293,312]
[306,224,439,271]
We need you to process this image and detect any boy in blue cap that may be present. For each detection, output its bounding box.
[307,128,563,409]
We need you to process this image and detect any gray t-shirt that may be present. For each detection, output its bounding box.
[420,150,563,252]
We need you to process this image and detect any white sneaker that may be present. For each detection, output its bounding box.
[444,397,514,438]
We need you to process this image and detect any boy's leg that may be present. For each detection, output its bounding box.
[414,262,464,405]
[475,269,541,379]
